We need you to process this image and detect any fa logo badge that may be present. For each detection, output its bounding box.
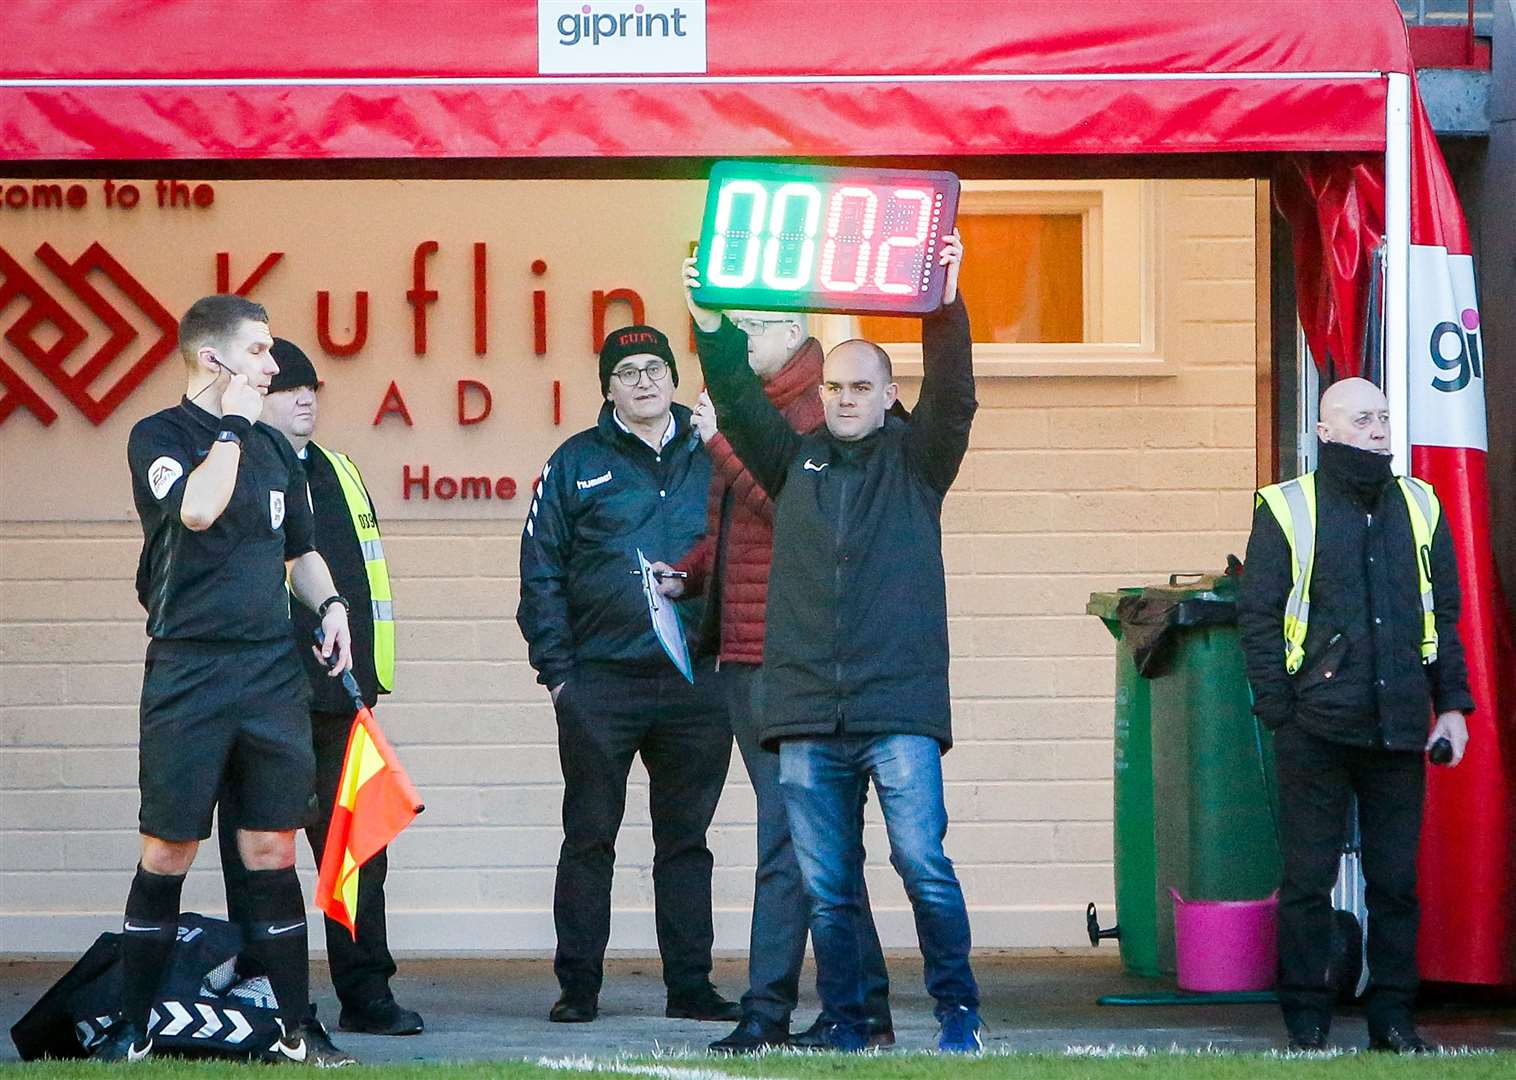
[269,490,285,530]
[147,457,184,500]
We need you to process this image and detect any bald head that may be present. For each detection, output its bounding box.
[1317,377,1391,454]
[820,340,898,441]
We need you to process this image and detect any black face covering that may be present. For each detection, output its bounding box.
[1317,438,1394,508]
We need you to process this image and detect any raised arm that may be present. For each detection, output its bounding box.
[178,375,265,530]
[683,257,803,498]
[904,232,977,494]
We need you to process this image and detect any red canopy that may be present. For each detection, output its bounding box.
[3,0,1513,987]
[2,0,1412,160]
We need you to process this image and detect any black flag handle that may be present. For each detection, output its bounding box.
[314,629,366,712]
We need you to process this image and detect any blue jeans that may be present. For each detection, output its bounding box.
[779,734,978,1024]
[723,666,891,1029]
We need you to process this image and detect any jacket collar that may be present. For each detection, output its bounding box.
[178,395,221,432]
[765,338,824,411]
[597,400,694,453]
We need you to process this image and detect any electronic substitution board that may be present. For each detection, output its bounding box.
[692,162,960,316]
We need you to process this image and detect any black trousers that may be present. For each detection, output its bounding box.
[220,710,397,1010]
[1273,724,1425,1030]
[552,664,733,998]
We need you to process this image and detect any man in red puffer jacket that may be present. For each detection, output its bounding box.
[656,312,893,1055]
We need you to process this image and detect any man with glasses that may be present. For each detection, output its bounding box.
[655,311,893,1053]
[518,325,739,1026]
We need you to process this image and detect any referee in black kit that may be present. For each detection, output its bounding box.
[98,295,356,1065]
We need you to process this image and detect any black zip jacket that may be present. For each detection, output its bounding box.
[696,298,976,750]
[292,443,381,713]
[517,402,710,688]
[1238,442,1474,750]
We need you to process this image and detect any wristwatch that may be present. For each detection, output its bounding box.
[318,594,350,619]
[214,428,242,447]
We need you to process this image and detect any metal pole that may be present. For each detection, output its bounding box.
[1384,72,1412,474]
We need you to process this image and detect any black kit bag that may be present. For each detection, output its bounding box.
[10,913,285,1062]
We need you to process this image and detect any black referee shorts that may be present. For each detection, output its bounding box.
[138,638,316,843]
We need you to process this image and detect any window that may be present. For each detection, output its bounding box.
[822,180,1165,377]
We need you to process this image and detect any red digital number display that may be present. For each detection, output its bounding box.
[692,162,960,316]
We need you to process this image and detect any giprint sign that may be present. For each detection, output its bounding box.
[1408,247,1488,452]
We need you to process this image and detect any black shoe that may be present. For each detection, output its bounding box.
[789,1014,895,1049]
[709,1013,789,1054]
[338,996,424,1036]
[298,1018,359,1067]
[263,1015,356,1068]
[1369,1025,1430,1054]
[549,993,599,1023]
[1286,1026,1329,1053]
[666,985,742,1022]
[93,1022,152,1062]
[1283,1009,1331,1053]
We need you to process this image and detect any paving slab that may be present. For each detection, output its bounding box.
[4,949,1514,1063]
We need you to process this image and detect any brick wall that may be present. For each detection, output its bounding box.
[0,179,1258,954]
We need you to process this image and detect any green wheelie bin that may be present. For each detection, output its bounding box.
[1085,589,1161,979]
[1139,573,1282,976]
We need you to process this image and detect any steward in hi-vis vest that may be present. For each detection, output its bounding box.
[1237,377,1472,1055]
[217,338,422,1041]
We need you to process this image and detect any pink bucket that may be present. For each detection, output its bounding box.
[1169,888,1278,992]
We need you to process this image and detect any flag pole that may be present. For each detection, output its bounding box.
[1384,70,1412,474]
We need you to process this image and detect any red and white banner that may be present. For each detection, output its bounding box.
[1406,94,1516,987]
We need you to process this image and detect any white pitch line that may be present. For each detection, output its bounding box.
[537,1055,781,1080]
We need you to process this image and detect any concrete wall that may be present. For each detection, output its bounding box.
[0,179,1258,954]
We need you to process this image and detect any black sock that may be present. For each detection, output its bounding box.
[121,864,185,1035]
[240,867,309,1028]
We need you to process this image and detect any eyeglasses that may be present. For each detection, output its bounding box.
[611,360,669,387]
[733,317,796,336]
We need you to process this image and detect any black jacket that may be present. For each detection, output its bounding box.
[1238,443,1474,751]
[292,443,382,713]
[517,402,711,688]
[697,298,977,750]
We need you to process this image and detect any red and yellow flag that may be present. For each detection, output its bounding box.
[315,707,423,936]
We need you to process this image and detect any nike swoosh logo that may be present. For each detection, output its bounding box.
[123,921,161,933]
[266,922,306,936]
[270,1037,307,1062]
[803,459,829,472]
[127,1037,154,1062]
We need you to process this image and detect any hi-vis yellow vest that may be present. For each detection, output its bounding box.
[1256,472,1440,675]
[314,444,395,692]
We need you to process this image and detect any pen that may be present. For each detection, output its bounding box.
[630,568,688,579]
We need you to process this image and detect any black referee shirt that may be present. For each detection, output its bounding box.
[128,397,315,643]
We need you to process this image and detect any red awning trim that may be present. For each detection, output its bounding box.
[0,71,1387,88]
[0,0,1414,162]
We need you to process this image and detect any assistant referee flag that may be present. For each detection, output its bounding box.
[316,703,423,936]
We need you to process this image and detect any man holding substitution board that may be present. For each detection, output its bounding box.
[673,158,983,1053]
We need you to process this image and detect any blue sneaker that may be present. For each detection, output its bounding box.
[937,1005,985,1053]
[805,1021,869,1053]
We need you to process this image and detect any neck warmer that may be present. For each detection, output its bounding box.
[1317,439,1394,508]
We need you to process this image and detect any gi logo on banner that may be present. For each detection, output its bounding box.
[1408,247,1488,453]
[538,0,707,74]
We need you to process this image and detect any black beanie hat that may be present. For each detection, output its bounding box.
[598,325,678,396]
[268,338,322,393]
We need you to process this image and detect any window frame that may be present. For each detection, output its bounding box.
[816,179,1169,378]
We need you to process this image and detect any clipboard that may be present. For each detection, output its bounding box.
[636,548,694,683]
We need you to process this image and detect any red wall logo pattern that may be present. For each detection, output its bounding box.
[0,243,176,427]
